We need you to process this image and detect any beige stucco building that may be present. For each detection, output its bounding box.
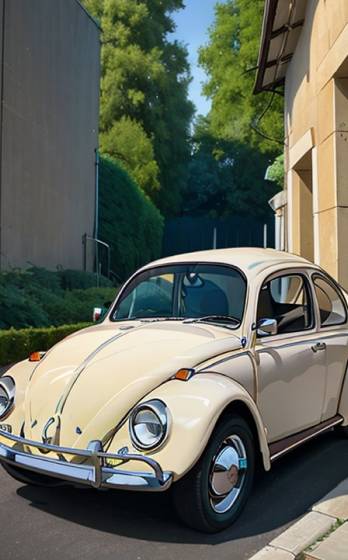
[256,0,348,288]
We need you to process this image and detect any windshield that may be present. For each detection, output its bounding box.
[111,263,247,328]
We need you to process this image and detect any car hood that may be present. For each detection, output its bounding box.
[24,322,242,448]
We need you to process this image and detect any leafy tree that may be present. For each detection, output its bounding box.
[82,0,194,215]
[183,117,225,217]
[100,117,160,196]
[184,117,278,217]
[98,156,164,280]
[266,153,284,188]
[199,0,284,155]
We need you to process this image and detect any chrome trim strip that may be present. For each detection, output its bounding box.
[0,429,172,492]
[55,327,144,415]
[197,350,253,371]
[270,416,343,462]
[257,332,348,352]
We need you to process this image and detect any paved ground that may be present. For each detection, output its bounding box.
[1,431,348,560]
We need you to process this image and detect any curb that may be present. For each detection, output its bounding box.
[248,479,348,560]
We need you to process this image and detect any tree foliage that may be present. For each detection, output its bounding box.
[82,0,283,227]
[267,153,284,188]
[98,156,164,280]
[100,117,160,196]
[82,0,194,215]
[199,0,284,155]
[184,117,278,217]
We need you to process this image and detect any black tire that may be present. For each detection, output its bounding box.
[172,415,255,533]
[1,461,63,487]
[337,425,348,438]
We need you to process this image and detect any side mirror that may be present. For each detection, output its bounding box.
[93,307,103,323]
[256,318,278,337]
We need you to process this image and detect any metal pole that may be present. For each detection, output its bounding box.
[275,214,281,250]
[94,149,99,282]
[82,233,87,272]
[280,210,285,251]
[94,149,99,241]
[96,238,99,287]
[263,223,268,248]
[0,0,6,271]
[84,235,111,281]
[213,227,217,249]
[107,244,111,279]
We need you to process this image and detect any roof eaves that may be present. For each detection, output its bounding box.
[254,0,279,94]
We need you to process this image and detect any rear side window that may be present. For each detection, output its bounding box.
[313,275,347,327]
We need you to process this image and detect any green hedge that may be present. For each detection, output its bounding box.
[0,323,91,366]
[99,156,164,280]
[0,267,116,329]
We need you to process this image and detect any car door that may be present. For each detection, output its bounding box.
[255,270,327,443]
[311,273,348,422]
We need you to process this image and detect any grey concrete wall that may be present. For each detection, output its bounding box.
[0,0,100,270]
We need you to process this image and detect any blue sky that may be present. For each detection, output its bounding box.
[171,0,218,116]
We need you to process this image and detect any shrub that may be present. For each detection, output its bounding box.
[0,268,117,330]
[58,269,112,291]
[99,156,164,281]
[42,287,117,325]
[26,267,62,292]
[0,323,91,366]
[0,284,50,329]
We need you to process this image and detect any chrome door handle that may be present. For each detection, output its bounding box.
[311,342,326,352]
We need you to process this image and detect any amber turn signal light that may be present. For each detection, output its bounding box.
[29,351,45,362]
[175,368,195,381]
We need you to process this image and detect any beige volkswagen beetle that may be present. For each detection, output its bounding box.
[1,248,348,532]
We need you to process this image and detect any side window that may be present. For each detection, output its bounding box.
[313,275,347,327]
[257,274,313,335]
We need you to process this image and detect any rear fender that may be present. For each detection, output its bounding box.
[338,364,348,425]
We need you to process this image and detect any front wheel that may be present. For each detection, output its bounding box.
[172,415,255,533]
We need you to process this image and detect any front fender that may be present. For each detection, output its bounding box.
[0,360,36,433]
[109,373,270,480]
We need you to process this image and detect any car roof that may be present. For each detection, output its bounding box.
[144,247,318,279]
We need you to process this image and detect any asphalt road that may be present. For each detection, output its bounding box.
[1,430,348,560]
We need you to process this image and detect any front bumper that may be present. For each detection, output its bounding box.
[0,429,172,492]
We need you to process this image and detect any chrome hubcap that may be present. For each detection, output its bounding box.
[209,434,247,514]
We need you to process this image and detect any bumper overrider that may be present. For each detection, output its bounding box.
[0,429,173,491]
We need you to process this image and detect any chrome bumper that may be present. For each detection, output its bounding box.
[0,429,172,492]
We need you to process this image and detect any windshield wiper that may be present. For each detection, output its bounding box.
[183,315,240,329]
[138,317,185,323]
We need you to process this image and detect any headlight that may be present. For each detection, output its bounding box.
[129,400,169,451]
[0,377,15,419]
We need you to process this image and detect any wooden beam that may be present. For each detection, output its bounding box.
[271,19,304,39]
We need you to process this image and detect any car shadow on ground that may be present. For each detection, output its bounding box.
[16,431,348,545]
